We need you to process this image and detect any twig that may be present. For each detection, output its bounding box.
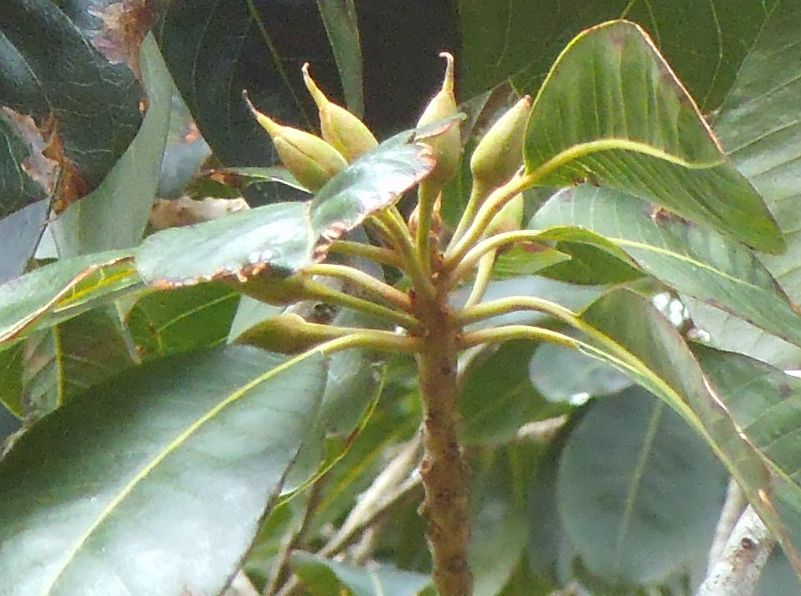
[697,505,775,596]
[707,479,747,572]
[274,435,423,596]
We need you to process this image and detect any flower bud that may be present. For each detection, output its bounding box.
[235,313,323,354]
[470,95,532,190]
[302,63,378,162]
[486,193,524,236]
[417,52,461,185]
[244,92,347,192]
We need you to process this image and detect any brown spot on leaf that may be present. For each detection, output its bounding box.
[41,117,91,212]
[89,0,157,80]
[1,108,59,197]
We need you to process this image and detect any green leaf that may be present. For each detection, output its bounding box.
[529,341,630,405]
[713,2,801,300]
[491,244,571,279]
[558,387,726,587]
[316,0,364,116]
[533,186,801,347]
[693,345,801,572]
[0,251,141,352]
[0,345,326,594]
[0,344,24,418]
[523,20,783,253]
[470,448,533,596]
[51,35,172,256]
[460,341,562,445]
[683,296,801,370]
[155,0,319,174]
[459,0,777,112]
[0,200,48,283]
[0,0,144,216]
[136,140,434,286]
[579,289,801,576]
[22,308,136,422]
[290,552,431,596]
[126,283,240,360]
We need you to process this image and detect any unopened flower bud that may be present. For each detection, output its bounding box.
[417,52,461,185]
[486,193,524,236]
[302,63,378,162]
[244,92,347,192]
[235,313,323,353]
[471,95,532,191]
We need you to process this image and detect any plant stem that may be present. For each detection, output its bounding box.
[698,505,774,596]
[450,181,491,246]
[444,172,531,269]
[415,180,440,275]
[303,279,420,330]
[463,249,496,308]
[305,263,412,311]
[327,240,403,268]
[374,209,436,301]
[413,287,473,596]
[448,230,547,287]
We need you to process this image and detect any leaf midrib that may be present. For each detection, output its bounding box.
[41,348,319,593]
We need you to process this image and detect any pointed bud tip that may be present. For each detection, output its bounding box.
[302,62,330,109]
[438,52,455,93]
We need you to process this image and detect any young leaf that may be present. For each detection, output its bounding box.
[0,345,326,594]
[524,20,783,253]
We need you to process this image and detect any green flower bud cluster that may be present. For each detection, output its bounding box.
[244,64,378,192]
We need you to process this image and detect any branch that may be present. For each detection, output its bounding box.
[697,505,775,596]
[707,479,747,572]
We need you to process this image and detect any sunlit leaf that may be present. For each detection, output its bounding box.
[524,21,783,253]
[0,345,326,594]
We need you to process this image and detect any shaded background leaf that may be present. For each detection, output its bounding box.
[558,387,727,588]
[0,0,146,216]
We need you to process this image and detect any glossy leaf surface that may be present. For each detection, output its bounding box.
[714,2,801,298]
[22,309,135,422]
[524,21,783,253]
[52,35,172,256]
[136,141,433,286]
[0,346,326,594]
[0,0,145,216]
